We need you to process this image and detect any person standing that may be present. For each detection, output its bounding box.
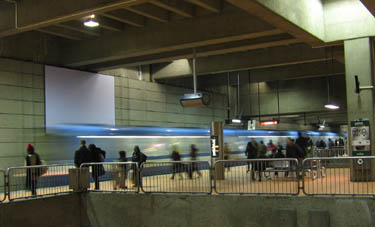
[285,138,302,177]
[88,144,106,190]
[170,146,183,180]
[25,144,41,196]
[245,138,258,180]
[114,151,128,190]
[74,140,91,168]
[131,146,147,186]
[189,144,202,179]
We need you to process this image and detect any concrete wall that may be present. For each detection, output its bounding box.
[0,194,80,227]
[83,193,375,227]
[0,58,45,169]
[101,68,227,128]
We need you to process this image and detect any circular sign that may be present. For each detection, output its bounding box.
[357,159,364,165]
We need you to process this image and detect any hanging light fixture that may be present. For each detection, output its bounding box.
[324,47,339,110]
[83,14,99,27]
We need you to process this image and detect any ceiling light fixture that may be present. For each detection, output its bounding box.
[83,14,99,27]
[324,48,339,110]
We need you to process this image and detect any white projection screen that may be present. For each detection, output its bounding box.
[45,65,115,127]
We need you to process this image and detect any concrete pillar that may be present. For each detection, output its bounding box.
[344,37,375,181]
[211,122,224,180]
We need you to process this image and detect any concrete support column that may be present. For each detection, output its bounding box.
[211,122,224,180]
[344,37,375,181]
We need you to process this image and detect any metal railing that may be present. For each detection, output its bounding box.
[140,161,211,194]
[214,159,300,195]
[81,162,138,193]
[311,147,348,157]
[0,169,5,202]
[302,156,375,196]
[7,164,73,201]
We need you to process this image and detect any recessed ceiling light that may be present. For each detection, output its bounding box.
[324,104,340,110]
[83,14,99,27]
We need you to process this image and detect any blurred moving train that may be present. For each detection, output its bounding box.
[46,125,347,164]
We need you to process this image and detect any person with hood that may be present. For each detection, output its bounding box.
[88,144,106,190]
[25,144,42,196]
[171,145,183,180]
[131,145,147,186]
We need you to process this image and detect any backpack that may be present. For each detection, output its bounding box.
[140,152,148,163]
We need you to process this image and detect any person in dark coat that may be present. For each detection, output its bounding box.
[274,143,285,177]
[114,151,128,190]
[295,132,308,159]
[88,144,106,190]
[285,138,303,177]
[245,138,258,180]
[189,144,202,179]
[131,146,147,186]
[74,140,91,168]
[25,144,41,196]
[171,146,183,180]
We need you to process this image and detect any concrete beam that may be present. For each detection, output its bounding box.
[124,4,169,23]
[95,15,124,32]
[361,0,375,17]
[61,11,277,67]
[0,0,150,37]
[185,0,221,13]
[88,31,296,70]
[101,10,145,27]
[153,44,342,79]
[150,0,194,18]
[56,22,101,37]
[249,61,345,83]
[36,26,83,40]
[225,0,324,45]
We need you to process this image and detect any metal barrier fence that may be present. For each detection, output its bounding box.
[0,169,5,202]
[214,159,300,195]
[302,157,375,196]
[312,147,348,157]
[140,161,211,194]
[7,164,73,201]
[81,162,138,193]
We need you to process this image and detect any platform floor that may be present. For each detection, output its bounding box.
[2,167,375,202]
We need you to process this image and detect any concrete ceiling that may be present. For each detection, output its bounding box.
[1,0,365,128]
[0,0,332,71]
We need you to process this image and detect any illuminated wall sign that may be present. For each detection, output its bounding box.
[210,136,218,157]
[260,120,279,126]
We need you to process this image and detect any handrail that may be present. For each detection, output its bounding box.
[7,164,74,201]
[214,158,300,195]
[0,169,5,202]
[140,161,212,194]
[80,162,139,193]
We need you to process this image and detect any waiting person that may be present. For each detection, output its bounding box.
[88,144,106,190]
[285,138,303,177]
[189,144,202,179]
[25,144,42,196]
[255,141,267,181]
[296,132,307,159]
[267,140,277,157]
[74,140,91,168]
[274,143,285,177]
[328,138,334,149]
[223,143,232,171]
[245,138,258,180]
[171,146,183,180]
[131,146,147,186]
[114,151,128,190]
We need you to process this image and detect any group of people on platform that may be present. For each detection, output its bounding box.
[245,132,309,181]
